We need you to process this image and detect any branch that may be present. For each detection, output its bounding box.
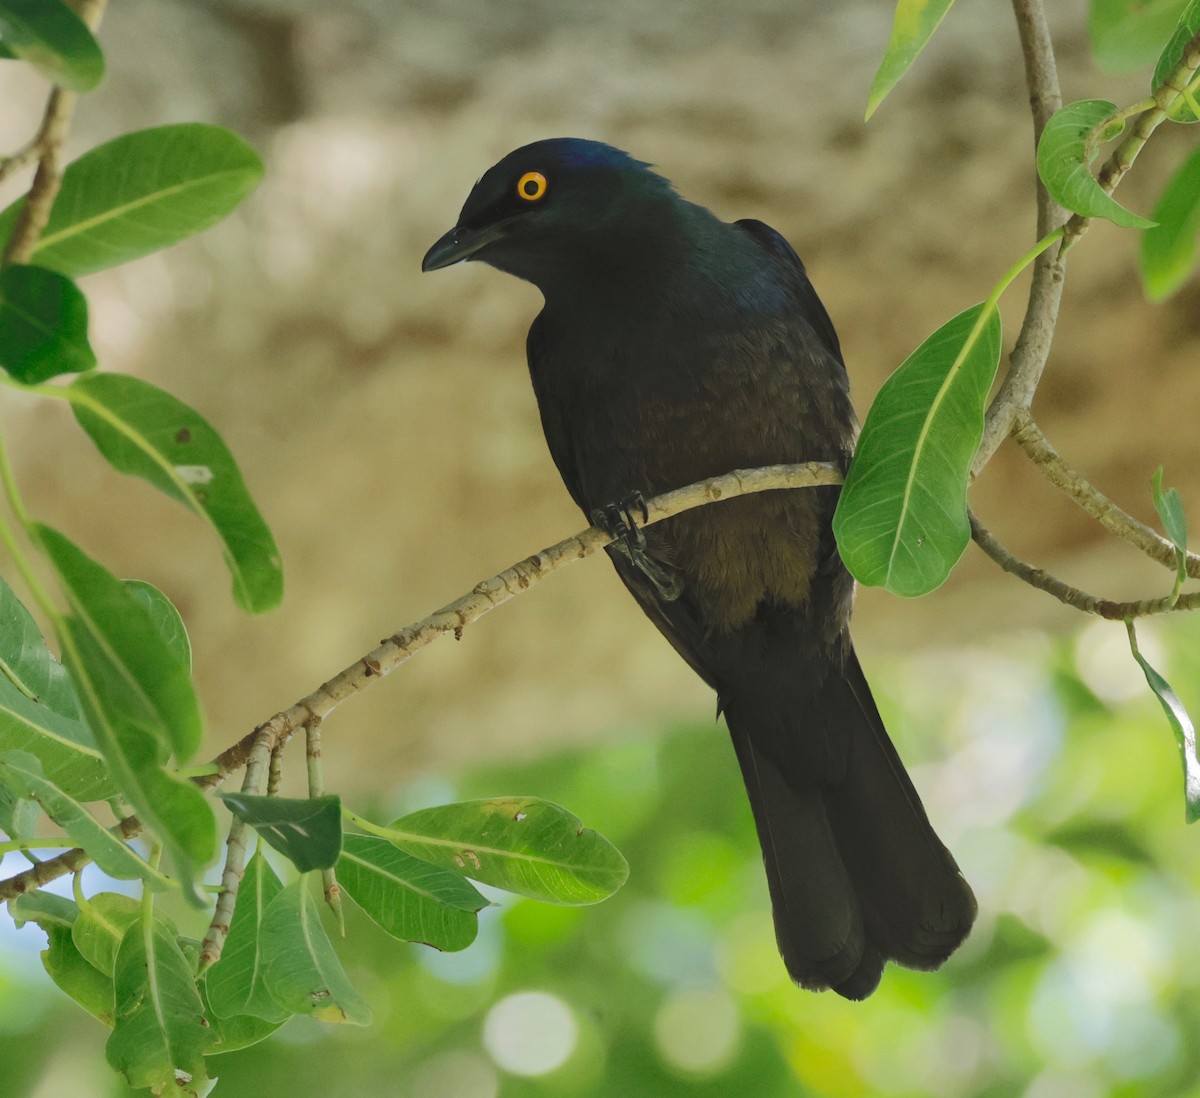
[975,0,1065,472]
[970,512,1200,619]
[0,0,109,266]
[1060,25,1200,253]
[1012,411,1200,579]
[0,461,841,901]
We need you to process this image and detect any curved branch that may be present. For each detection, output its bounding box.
[970,512,1200,619]
[1012,412,1200,579]
[0,461,841,901]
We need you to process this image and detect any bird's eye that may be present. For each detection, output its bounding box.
[517,171,548,202]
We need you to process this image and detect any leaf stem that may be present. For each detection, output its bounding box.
[0,837,74,857]
[0,427,62,626]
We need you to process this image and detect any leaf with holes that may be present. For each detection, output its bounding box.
[338,834,486,951]
[865,0,957,119]
[68,373,282,613]
[0,124,262,277]
[1037,100,1156,227]
[834,303,1002,596]
[221,794,342,872]
[387,796,629,904]
[0,265,95,382]
[106,916,214,1093]
[0,0,103,91]
[260,879,372,1025]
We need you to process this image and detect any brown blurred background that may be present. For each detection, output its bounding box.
[0,0,1196,792]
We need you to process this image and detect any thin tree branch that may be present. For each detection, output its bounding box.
[198,730,273,973]
[1060,25,1200,253]
[0,0,109,266]
[0,461,841,902]
[975,0,1065,472]
[1012,411,1200,579]
[970,512,1200,619]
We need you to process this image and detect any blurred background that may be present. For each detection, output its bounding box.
[1,0,1200,1094]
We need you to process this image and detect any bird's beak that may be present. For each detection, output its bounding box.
[421,221,509,271]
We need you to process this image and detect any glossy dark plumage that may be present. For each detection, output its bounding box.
[423,138,976,998]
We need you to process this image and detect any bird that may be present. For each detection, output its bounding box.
[422,138,976,999]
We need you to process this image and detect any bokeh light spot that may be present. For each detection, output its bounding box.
[653,988,741,1075]
[483,990,577,1076]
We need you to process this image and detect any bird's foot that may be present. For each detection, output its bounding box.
[591,491,683,602]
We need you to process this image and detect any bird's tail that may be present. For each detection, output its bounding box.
[722,646,976,1000]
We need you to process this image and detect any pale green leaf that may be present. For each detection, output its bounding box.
[866,0,957,119]
[260,878,372,1025]
[1036,100,1156,227]
[1141,145,1200,299]
[105,916,213,1094]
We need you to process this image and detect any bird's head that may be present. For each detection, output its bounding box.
[421,138,679,289]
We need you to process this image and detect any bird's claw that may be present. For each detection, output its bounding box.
[592,491,682,602]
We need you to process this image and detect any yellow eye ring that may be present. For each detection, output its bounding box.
[517,171,548,202]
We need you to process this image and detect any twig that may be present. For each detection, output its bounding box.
[198,730,273,973]
[970,512,1200,619]
[0,461,841,901]
[306,717,343,932]
[1012,411,1200,579]
[975,0,1065,471]
[1060,26,1200,253]
[0,0,109,266]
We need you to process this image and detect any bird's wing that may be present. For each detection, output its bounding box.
[733,218,844,367]
[525,313,589,512]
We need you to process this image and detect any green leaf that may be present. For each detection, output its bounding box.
[42,923,114,1024]
[1151,468,1190,592]
[865,0,957,119]
[387,796,630,905]
[124,580,191,672]
[204,850,289,1023]
[1036,100,1156,227]
[260,878,373,1025]
[0,0,104,91]
[0,750,173,888]
[0,123,263,277]
[201,991,283,1055]
[0,265,95,382]
[69,373,283,613]
[0,774,39,839]
[37,526,215,896]
[1127,623,1200,822]
[106,916,214,1094]
[1153,0,1200,120]
[8,890,78,929]
[338,834,486,951]
[37,525,202,763]
[1141,145,1200,299]
[72,891,141,975]
[0,574,109,801]
[221,794,342,873]
[833,303,1003,597]
[1089,0,1191,73]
